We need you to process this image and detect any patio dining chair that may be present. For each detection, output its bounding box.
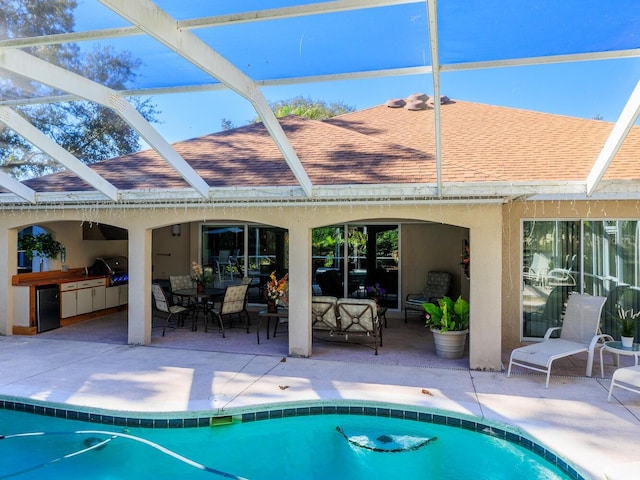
[152,283,188,336]
[206,283,250,337]
[169,274,194,307]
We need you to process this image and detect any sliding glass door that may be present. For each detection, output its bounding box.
[522,219,640,340]
[313,224,399,309]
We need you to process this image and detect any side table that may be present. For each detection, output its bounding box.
[600,340,640,377]
[256,309,289,344]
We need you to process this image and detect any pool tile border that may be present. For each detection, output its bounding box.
[1,399,583,480]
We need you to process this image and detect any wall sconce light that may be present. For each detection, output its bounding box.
[171,224,181,237]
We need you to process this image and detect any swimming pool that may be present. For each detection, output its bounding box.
[0,400,582,479]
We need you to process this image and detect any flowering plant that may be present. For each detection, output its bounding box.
[266,271,288,302]
[191,261,212,285]
[366,283,386,298]
[460,240,470,279]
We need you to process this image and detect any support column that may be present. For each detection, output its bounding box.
[287,223,312,357]
[468,208,503,370]
[127,225,152,345]
[0,228,17,336]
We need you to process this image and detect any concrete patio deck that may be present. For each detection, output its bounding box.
[1,310,639,479]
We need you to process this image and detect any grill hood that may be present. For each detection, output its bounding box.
[91,256,128,275]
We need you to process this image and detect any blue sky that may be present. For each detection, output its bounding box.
[71,1,640,144]
[150,57,640,144]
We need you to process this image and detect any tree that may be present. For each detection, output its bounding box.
[253,95,355,123]
[0,0,159,179]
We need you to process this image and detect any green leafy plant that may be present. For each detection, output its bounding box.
[617,305,639,337]
[18,233,64,260]
[423,296,470,332]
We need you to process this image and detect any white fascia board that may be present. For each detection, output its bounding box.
[0,106,119,201]
[2,179,639,206]
[0,48,210,199]
[98,0,313,197]
[587,79,640,196]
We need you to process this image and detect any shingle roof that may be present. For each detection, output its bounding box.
[22,98,640,196]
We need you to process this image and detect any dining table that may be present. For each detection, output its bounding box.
[173,287,226,331]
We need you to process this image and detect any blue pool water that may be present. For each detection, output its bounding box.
[0,405,577,479]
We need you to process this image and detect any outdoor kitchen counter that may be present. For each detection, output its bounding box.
[11,269,115,336]
[12,269,106,287]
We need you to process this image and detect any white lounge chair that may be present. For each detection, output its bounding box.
[507,293,611,388]
[608,365,640,401]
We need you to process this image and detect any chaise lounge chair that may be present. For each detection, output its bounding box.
[608,365,640,400]
[405,271,451,322]
[507,293,611,388]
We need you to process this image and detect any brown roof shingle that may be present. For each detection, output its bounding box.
[23,98,640,194]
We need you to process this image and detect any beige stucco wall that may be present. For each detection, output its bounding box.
[501,199,640,351]
[0,201,502,370]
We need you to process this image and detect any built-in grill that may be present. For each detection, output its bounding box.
[91,256,128,286]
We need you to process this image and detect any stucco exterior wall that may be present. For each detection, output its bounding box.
[1,201,503,370]
[501,199,640,351]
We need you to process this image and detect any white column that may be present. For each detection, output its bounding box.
[0,227,17,335]
[127,225,152,344]
[468,209,503,370]
[287,224,312,357]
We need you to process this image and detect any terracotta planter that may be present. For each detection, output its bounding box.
[430,328,468,359]
[197,283,205,294]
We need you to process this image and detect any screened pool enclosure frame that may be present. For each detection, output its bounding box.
[1,0,640,207]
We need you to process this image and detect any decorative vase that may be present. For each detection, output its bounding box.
[197,283,205,294]
[267,299,278,313]
[621,336,634,348]
[431,328,469,359]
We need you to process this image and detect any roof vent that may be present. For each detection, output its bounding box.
[385,98,406,108]
[406,99,428,111]
[406,93,429,102]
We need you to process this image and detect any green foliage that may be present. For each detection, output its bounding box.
[617,305,639,337]
[253,96,355,123]
[423,296,470,332]
[0,0,159,179]
[18,233,64,260]
[312,227,344,267]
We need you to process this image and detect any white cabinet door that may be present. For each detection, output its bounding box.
[92,285,106,311]
[76,288,93,315]
[105,286,119,308]
[61,291,77,318]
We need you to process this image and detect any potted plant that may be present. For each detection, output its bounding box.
[18,232,64,271]
[617,305,639,348]
[423,296,470,359]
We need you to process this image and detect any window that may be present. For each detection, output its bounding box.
[522,220,640,340]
